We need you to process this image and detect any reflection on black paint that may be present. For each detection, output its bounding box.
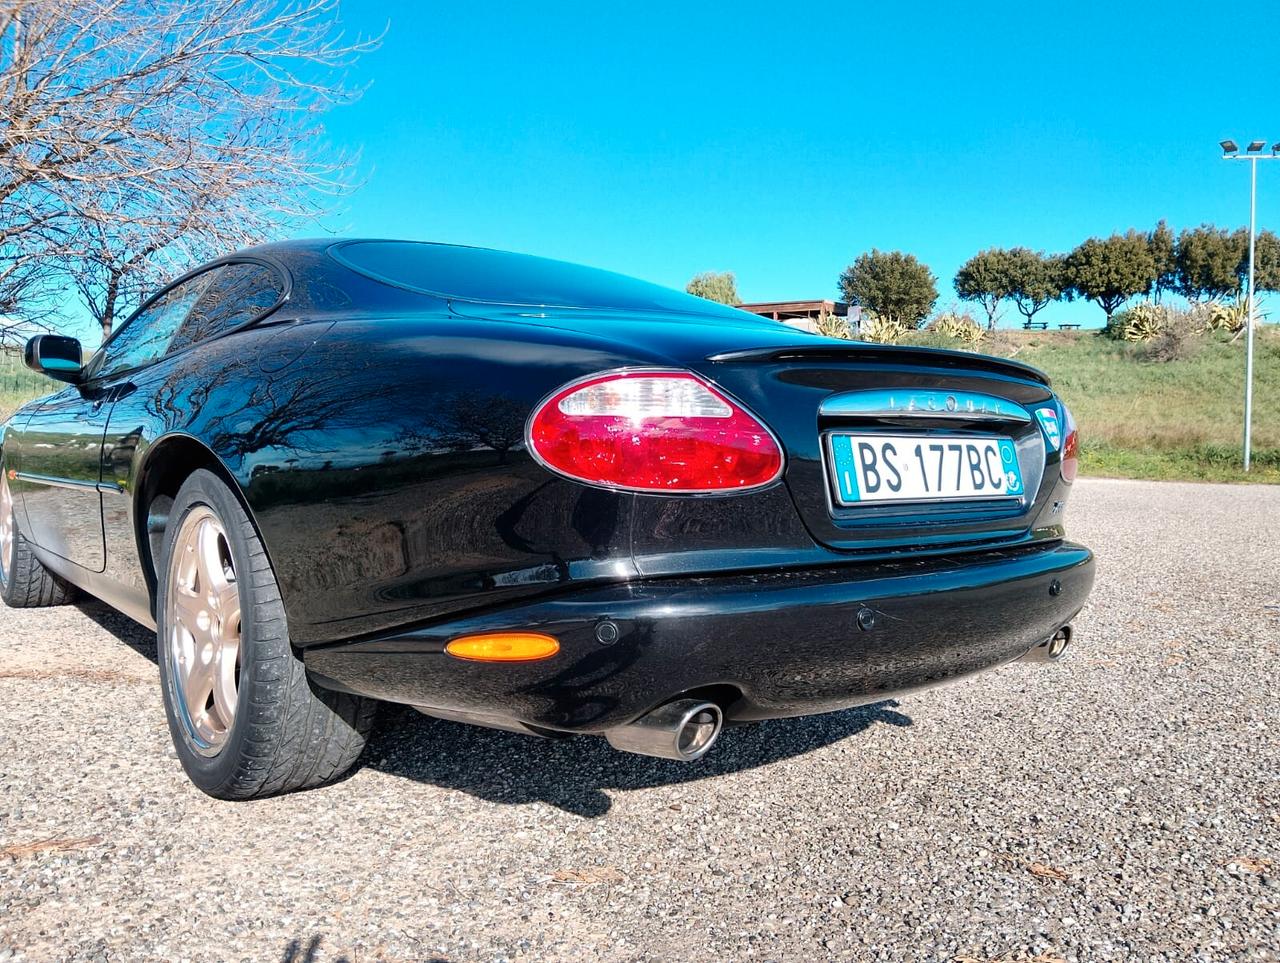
[112,279,640,642]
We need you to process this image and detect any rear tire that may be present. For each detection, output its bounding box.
[156,469,375,799]
[0,465,76,608]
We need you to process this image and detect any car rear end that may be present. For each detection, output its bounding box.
[306,336,1095,758]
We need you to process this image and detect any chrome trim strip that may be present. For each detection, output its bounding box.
[819,389,1031,423]
[14,471,103,492]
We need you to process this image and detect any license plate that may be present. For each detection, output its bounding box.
[828,433,1024,505]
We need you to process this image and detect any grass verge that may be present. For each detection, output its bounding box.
[902,327,1280,484]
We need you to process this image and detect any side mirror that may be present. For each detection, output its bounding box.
[24,334,84,384]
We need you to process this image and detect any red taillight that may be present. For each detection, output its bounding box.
[1060,404,1079,483]
[527,370,784,493]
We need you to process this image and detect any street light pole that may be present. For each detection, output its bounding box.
[1246,156,1257,472]
[1220,139,1278,473]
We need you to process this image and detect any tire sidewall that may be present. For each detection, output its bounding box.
[156,470,266,793]
[0,451,13,597]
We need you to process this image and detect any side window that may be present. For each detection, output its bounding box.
[93,269,222,379]
[168,262,283,354]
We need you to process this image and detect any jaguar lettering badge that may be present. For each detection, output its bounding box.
[818,389,1032,423]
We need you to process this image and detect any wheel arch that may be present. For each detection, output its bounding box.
[132,433,269,616]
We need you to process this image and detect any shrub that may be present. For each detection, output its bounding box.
[1110,301,1167,342]
[858,313,908,344]
[906,331,969,350]
[1137,309,1200,363]
[927,309,985,348]
[1193,297,1270,334]
[1187,300,1219,331]
[1194,300,1244,333]
[814,311,852,340]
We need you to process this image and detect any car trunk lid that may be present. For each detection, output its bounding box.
[696,344,1057,553]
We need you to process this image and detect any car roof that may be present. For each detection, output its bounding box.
[225,238,755,322]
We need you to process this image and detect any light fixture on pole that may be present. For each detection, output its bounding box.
[1221,138,1278,472]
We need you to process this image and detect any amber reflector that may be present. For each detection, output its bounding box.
[445,632,560,662]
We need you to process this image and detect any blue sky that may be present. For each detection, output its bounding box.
[312,1,1280,329]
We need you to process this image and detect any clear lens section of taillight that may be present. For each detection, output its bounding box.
[1061,403,1079,483]
[528,370,784,493]
[557,376,732,418]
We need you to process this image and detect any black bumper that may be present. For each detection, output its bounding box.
[305,541,1095,732]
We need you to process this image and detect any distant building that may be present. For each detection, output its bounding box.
[735,299,861,334]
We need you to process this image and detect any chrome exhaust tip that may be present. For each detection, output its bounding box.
[605,698,724,762]
[1022,625,1073,663]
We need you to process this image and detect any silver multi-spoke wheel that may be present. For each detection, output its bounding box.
[0,470,14,582]
[165,506,242,756]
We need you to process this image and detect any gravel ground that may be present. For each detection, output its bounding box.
[1,478,1278,963]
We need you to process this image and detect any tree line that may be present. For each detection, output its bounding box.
[949,222,1280,329]
[689,222,1280,331]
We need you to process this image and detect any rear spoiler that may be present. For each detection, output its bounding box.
[706,343,1051,387]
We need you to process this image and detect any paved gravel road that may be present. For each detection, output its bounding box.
[1,478,1278,963]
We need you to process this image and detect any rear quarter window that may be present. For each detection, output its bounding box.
[168,261,284,353]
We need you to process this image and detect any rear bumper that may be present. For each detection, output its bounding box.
[305,541,1095,733]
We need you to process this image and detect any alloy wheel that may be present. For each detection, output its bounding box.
[165,507,242,756]
[0,470,14,584]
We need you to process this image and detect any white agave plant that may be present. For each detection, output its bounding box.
[929,311,985,347]
[813,311,852,340]
[858,313,909,344]
[1188,295,1265,335]
[1117,302,1168,342]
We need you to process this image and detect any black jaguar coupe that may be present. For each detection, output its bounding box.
[1,240,1095,798]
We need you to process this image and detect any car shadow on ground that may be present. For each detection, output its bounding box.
[363,700,913,817]
[281,934,450,963]
[72,598,914,817]
[76,599,157,663]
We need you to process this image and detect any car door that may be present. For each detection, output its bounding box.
[15,269,222,572]
[14,381,117,571]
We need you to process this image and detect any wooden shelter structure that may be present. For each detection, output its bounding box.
[735,299,860,334]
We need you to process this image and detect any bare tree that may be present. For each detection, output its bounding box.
[0,315,49,349]
[0,0,380,338]
[398,393,529,463]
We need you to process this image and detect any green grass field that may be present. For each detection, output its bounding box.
[3,328,1277,483]
[0,350,51,423]
[971,328,1279,484]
